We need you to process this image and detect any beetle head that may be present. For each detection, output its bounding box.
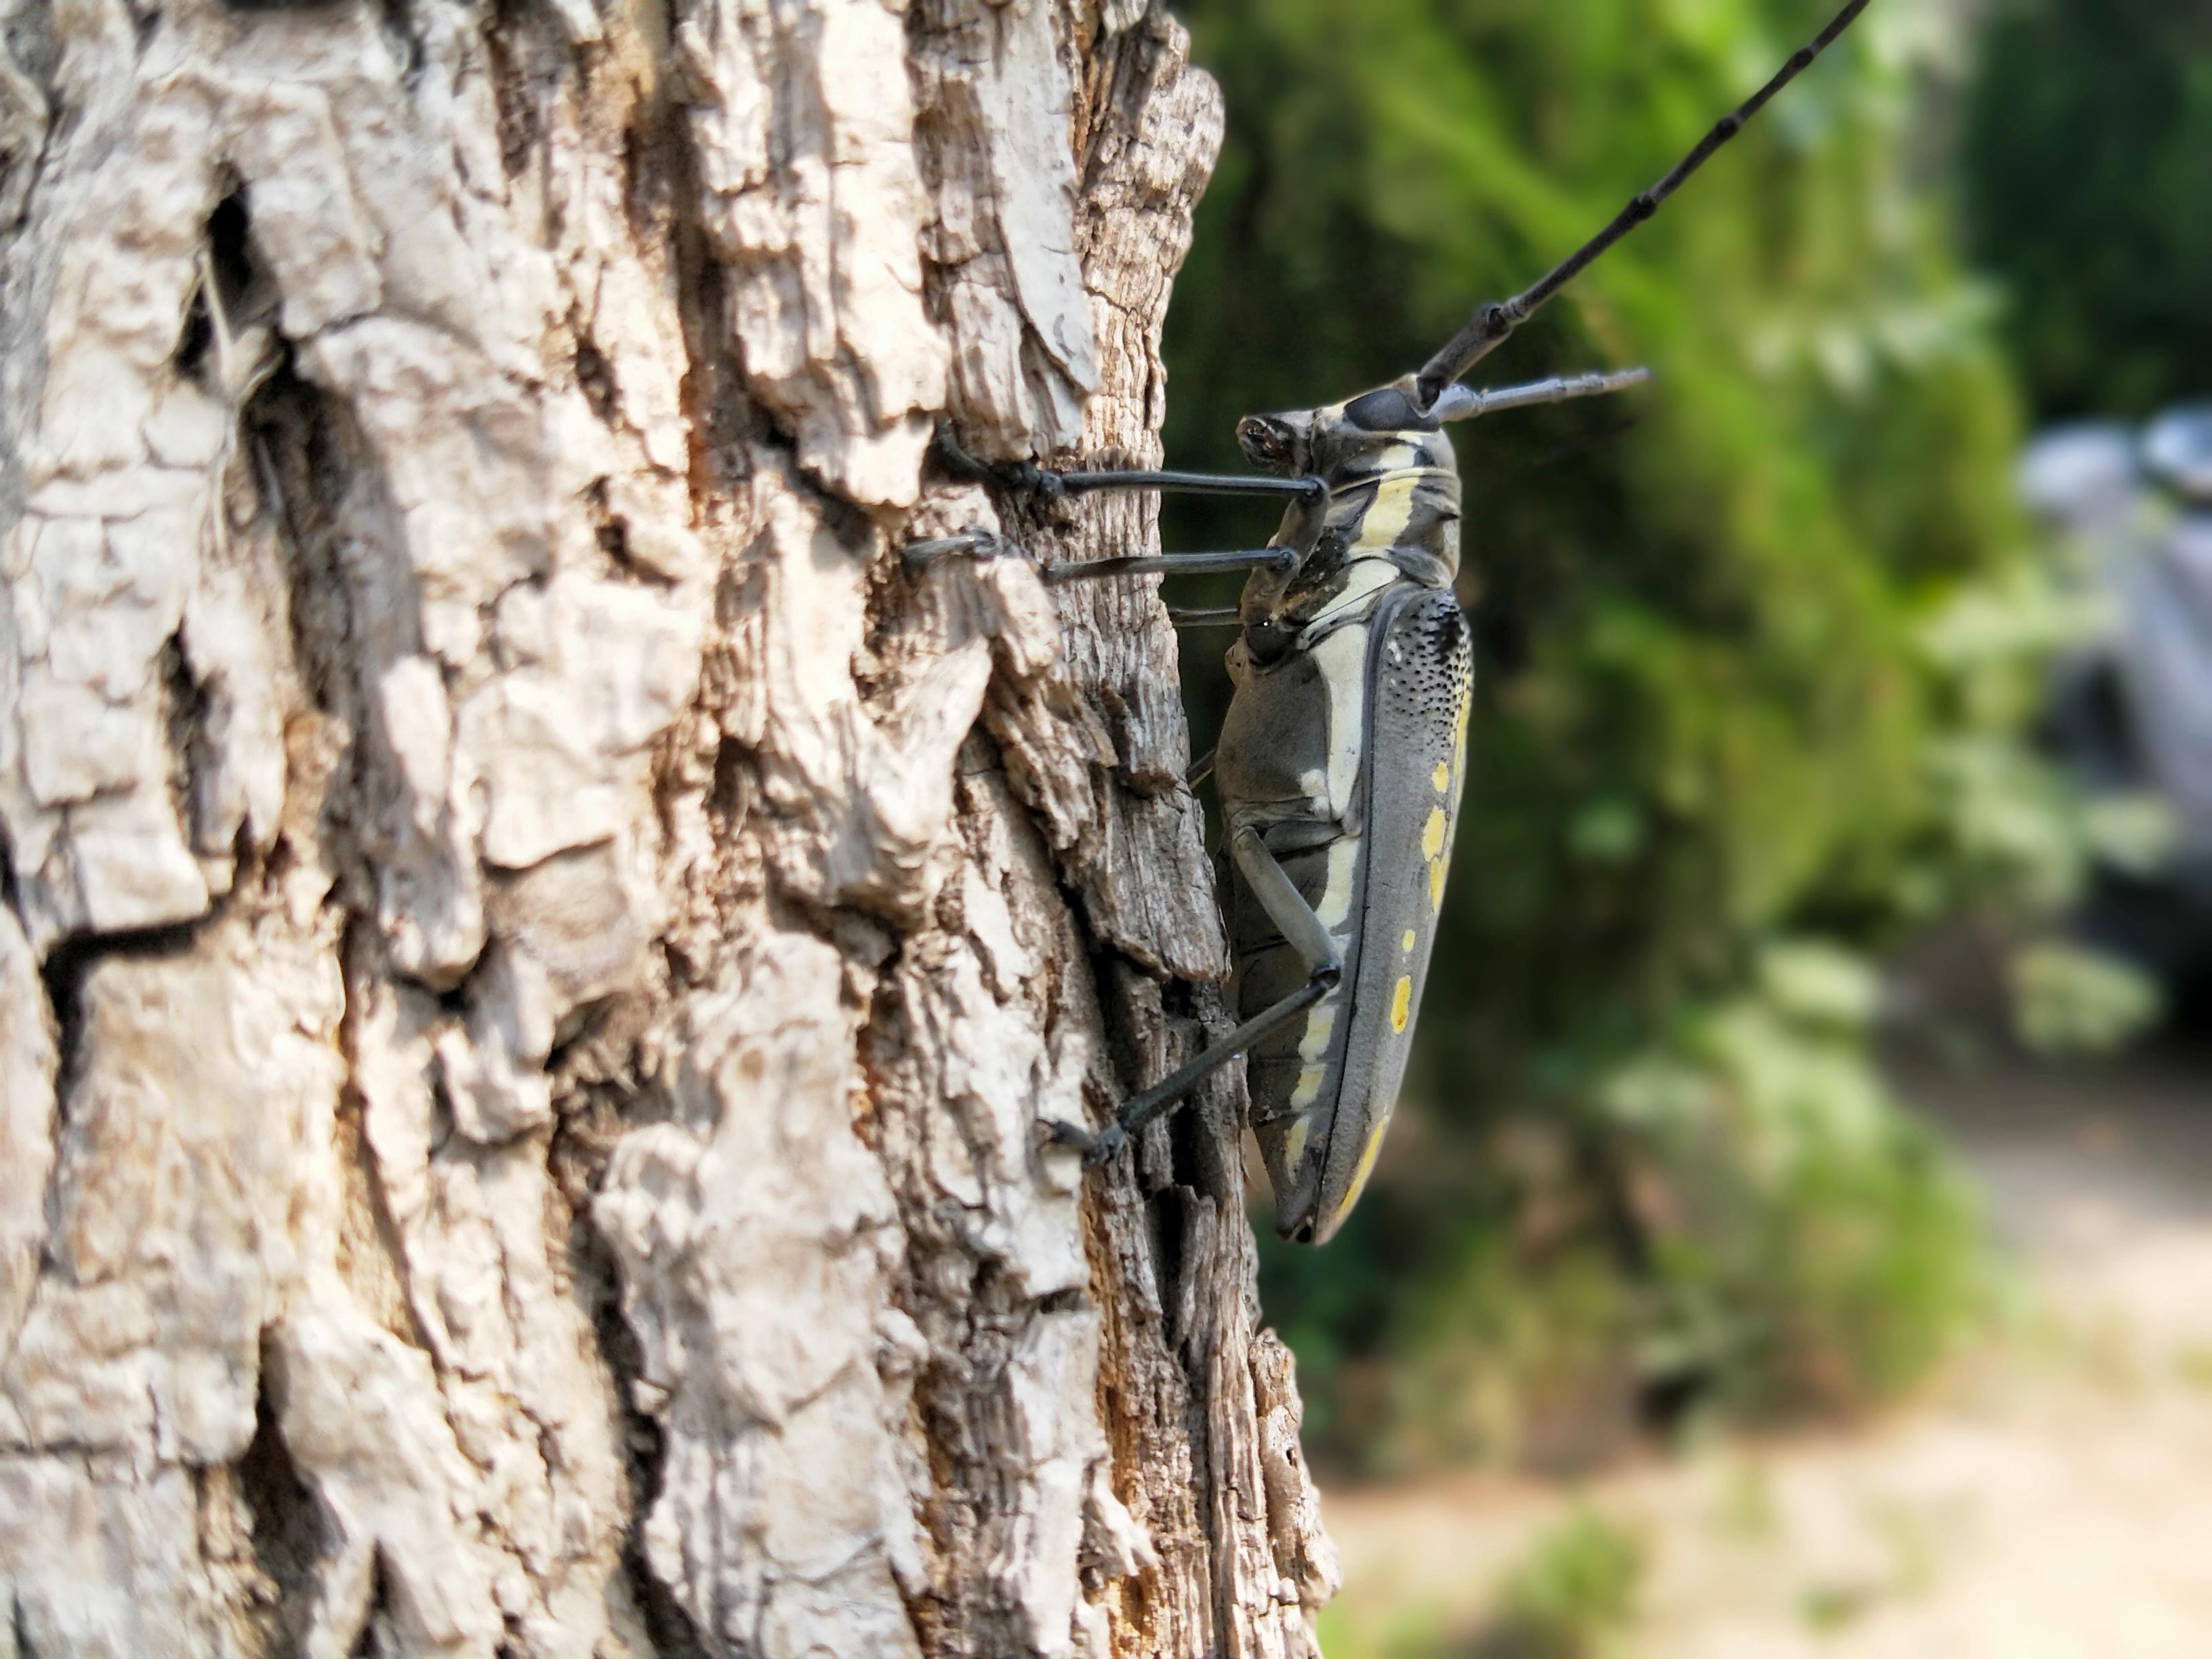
[1235,411,1309,475]
[1239,377,1451,483]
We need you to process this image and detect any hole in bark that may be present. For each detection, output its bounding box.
[240,1340,327,1649]
[176,186,261,389]
[205,187,256,313]
[174,287,213,382]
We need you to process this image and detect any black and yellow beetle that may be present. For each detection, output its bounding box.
[916,0,1872,1244]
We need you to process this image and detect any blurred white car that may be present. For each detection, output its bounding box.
[2024,405,2212,996]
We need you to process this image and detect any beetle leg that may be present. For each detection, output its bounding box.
[1044,976,1334,1167]
[1050,468,1328,506]
[1225,823,1343,982]
[1041,548,1294,584]
[1166,605,1243,627]
[905,531,1296,586]
[1185,747,1216,790]
[933,421,1328,508]
[1046,824,1342,1167]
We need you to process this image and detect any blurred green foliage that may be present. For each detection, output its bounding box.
[1961,0,2212,420]
[1158,0,2097,1469]
[1313,1508,1645,1659]
[1312,1597,1449,1659]
[1485,1508,1647,1658]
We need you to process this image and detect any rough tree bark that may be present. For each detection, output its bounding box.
[0,1,1338,1655]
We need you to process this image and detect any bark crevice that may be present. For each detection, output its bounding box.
[237,1334,328,1658]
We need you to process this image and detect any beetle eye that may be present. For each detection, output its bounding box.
[1343,385,1435,433]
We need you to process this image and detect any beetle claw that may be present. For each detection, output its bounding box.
[931,422,1067,500]
[1042,1117,1091,1152]
[1043,1118,1125,1167]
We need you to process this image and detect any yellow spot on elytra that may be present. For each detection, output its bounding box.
[1420,806,1447,861]
[1401,928,1416,953]
[1429,857,1447,911]
[1390,976,1412,1033]
[1279,1115,1309,1167]
[1290,1064,1328,1110]
[1433,762,1450,792]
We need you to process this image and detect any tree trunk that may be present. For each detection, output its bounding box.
[0,1,1336,1655]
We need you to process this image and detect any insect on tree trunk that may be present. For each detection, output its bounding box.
[0,1,1336,1655]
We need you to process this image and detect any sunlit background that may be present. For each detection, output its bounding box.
[1162,0,2212,1650]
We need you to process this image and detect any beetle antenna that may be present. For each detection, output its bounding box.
[1412,0,1872,413]
[1431,367,1652,422]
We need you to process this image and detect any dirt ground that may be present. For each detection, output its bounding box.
[1320,1048,2212,1657]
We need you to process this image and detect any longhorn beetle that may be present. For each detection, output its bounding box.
[914,0,1873,1245]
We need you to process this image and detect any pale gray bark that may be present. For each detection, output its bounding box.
[0,1,1336,1656]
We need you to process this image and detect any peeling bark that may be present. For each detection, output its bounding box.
[0,1,1335,1655]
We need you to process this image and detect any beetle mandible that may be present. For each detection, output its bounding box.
[914,0,1873,1244]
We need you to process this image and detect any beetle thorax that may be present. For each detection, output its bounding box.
[1233,383,1465,655]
